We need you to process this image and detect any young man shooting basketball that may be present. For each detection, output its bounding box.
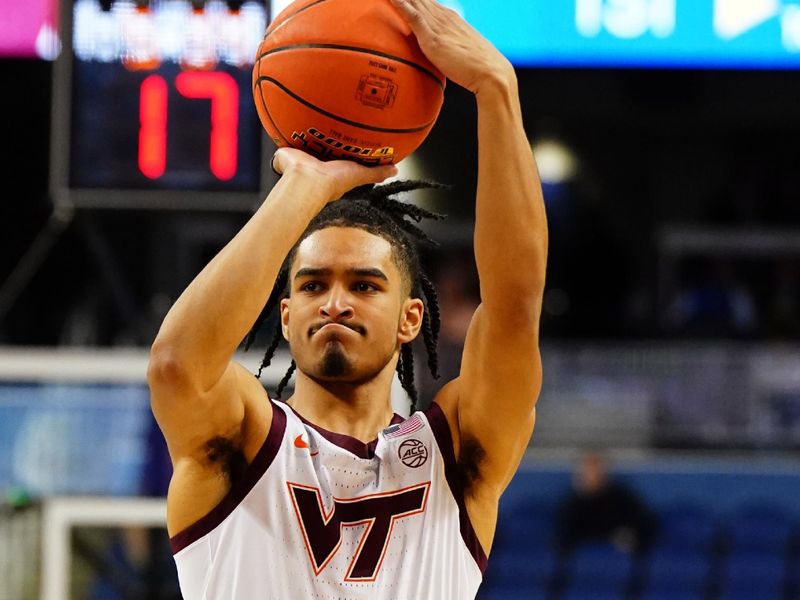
[148,0,547,597]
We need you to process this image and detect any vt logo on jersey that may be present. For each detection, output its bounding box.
[286,481,431,582]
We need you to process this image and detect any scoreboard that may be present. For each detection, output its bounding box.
[51,0,271,210]
[52,0,800,210]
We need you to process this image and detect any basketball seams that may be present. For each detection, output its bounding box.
[253,53,292,147]
[257,82,292,147]
[257,44,444,89]
[255,75,435,134]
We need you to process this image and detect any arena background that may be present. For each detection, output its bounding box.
[1,1,800,598]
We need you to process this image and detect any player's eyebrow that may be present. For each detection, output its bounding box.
[349,268,389,282]
[294,267,388,281]
[295,268,332,280]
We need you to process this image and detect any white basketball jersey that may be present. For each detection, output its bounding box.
[170,400,487,599]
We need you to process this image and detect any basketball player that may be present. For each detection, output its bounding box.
[148,0,546,597]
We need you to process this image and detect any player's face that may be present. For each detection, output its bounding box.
[280,227,423,385]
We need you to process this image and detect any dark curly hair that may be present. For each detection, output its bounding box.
[243,180,446,413]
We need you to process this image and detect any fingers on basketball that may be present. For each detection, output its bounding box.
[389,0,423,27]
[390,0,458,44]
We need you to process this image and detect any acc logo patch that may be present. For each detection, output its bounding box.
[398,439,428,468]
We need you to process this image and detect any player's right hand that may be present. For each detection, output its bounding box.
[271,148,398,202]
[388,0,515,97]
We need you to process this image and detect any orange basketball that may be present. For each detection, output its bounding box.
[252,0,445,166]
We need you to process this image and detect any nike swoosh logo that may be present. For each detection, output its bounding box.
[294,434,310,449]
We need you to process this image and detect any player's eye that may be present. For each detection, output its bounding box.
[301,281,323,293]
[353,281,377,293]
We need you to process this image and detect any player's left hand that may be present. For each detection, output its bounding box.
[272,147,398,202]
[388,0,515,95]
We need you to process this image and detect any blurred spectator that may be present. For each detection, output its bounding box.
[556,452,654,555]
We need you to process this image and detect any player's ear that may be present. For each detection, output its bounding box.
[280,298,290,341]
[398,298,423,344]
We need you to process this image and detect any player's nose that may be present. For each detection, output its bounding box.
[319,283,354,320]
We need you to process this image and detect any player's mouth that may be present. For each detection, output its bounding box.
[308,321,366,337]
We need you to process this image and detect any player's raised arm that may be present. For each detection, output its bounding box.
[464,66,546,486]
[390,0,547,537]
[147,149,396,483]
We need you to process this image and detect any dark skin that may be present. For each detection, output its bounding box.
[148,0,546,555]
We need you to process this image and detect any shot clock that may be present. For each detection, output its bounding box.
[51,0,270,210]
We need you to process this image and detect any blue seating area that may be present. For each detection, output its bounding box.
[478,464,800,600]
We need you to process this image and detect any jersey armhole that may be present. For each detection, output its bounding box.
[170,401,287,554]
[423,403,488,574]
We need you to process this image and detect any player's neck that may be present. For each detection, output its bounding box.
[287,364,397,444]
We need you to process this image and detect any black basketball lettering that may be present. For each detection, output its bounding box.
[307,127,342,150]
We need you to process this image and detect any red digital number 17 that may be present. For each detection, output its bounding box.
[138,71,239,181]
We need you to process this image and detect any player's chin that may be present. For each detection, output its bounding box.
[315,342,356,377]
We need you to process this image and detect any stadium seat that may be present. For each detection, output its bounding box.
[561,580,626,600]
[638,588,704,600]
[502,497,558,522]
[720,551,786,598]
[477,585,549,600]
[485,500,564,600]
[726,504,794,555]
[495,499,558,548]
[482,548,557,591]
[506,514,557,546]
[644,545,710,593]
[718,581,783,600]
[565,542,634,589]
[656,504,718,553]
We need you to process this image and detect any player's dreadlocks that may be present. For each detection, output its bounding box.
[243,180,446,413]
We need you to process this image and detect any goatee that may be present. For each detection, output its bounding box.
[320,343,352,377]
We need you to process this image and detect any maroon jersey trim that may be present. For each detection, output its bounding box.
[287,405,404,459]
[169,400,287,554]
[424,402,489,574]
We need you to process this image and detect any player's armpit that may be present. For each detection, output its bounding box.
[148,357,271,467]
[451,304,542,496]
[150,358,272,536]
